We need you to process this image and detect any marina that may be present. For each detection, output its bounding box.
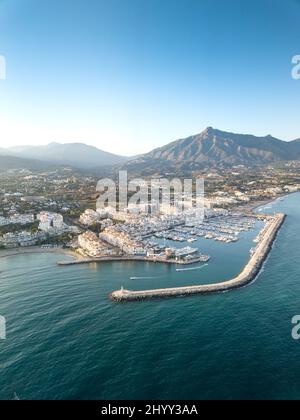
[147,214,257,245]
[110,213,285,302]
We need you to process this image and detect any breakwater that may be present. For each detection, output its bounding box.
[58,255,207,266]
[110,213,286,302]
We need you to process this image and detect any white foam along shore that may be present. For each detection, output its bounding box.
[110,213,286,302]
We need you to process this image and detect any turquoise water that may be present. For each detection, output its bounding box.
[0,193,300,400]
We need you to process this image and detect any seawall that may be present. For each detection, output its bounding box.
[110,213,286,302]
[58,255,207,266]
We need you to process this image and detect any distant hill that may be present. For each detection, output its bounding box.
[2,142,127,169]
[122,127,300,174]
[2,130,300,174]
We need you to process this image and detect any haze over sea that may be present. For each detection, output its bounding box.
[0,193,300,400]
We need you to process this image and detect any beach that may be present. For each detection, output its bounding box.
[0,246,79,260]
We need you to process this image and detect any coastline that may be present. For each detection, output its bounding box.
[235,193,291,213]
[0,193,291,265]
[0,195,289,303]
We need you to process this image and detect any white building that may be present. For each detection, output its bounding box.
[265,187,283,196]
[284,185,300,193]
[79,209,101,226]
[78,231,111,257]
[100,227,146,255]
[0,213,34,227]
[0,231,47,248]
[10,213,35,225]
[37,212,64,231]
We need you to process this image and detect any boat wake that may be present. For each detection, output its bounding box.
[176,264,208,272]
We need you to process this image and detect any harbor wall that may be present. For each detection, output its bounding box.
[110,213,286,302]
[58,255,205,266]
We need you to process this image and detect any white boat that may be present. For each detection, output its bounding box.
[176,264,208,272]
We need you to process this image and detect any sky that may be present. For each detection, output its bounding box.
[0,0,299,156]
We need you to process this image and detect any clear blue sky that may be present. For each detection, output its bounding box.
[0,0,299,155]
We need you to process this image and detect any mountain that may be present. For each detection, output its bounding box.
[3,129,300,174]
[122,127,300,174]
[2,142,127,169]
[0,155,60,172]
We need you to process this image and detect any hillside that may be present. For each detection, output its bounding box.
[0,155,59,172]
[122,128,300,174]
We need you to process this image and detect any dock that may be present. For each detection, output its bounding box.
[58,255,209,266]
[110,213,286,302]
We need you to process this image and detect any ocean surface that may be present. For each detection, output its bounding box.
[0,193,300,400]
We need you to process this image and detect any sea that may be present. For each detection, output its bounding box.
[0,192,300,400]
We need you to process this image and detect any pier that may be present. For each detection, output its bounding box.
[58,255,208,266]
[110,213,286,302]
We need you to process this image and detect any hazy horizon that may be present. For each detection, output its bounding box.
[0,125,300,158]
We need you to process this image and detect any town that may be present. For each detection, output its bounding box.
[1,162,300,265]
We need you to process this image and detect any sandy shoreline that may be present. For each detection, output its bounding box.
[234,193,290,213]
[0,247,79,260]
[250,195,287,211]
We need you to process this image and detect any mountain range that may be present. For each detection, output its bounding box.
[0,142,127,169]
[0,155,61,172]
[122,127,300,174]
[1,128,300,173]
